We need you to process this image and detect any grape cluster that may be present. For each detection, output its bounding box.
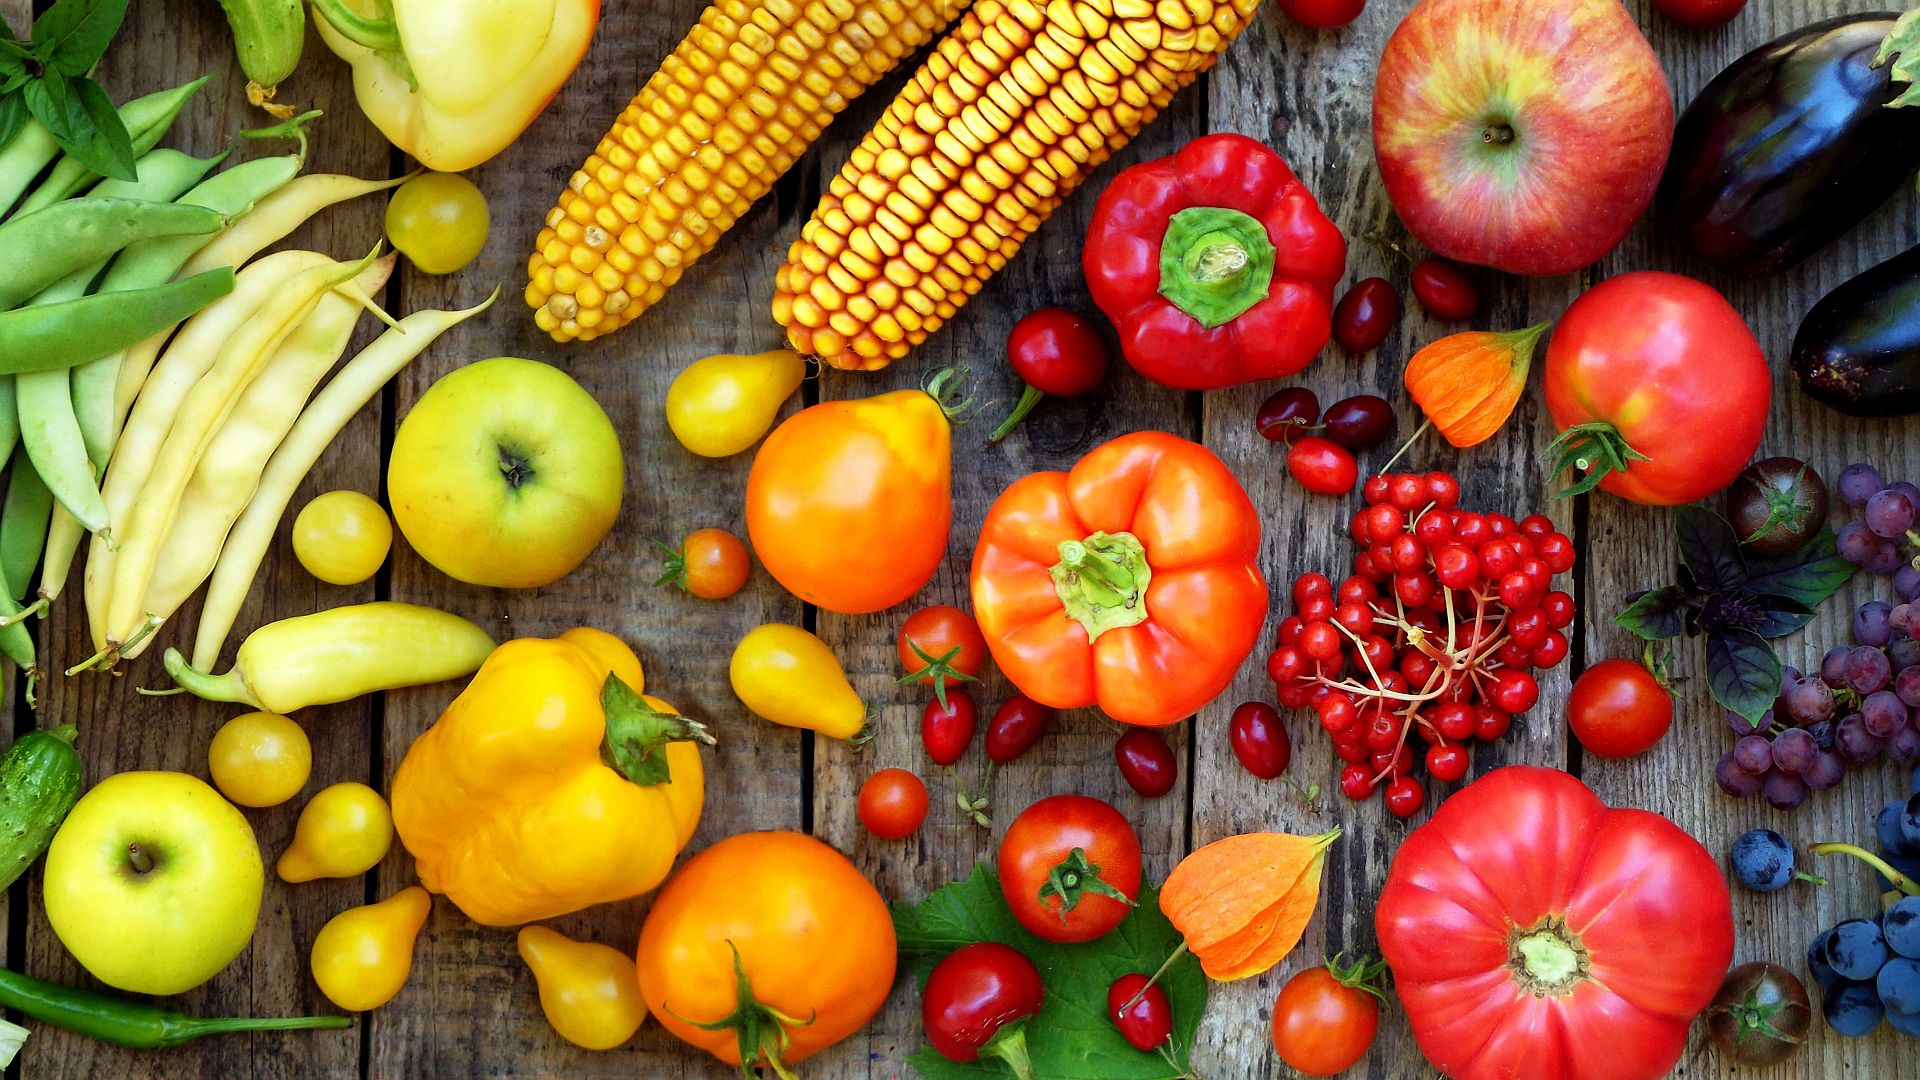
[1835,462,1920,584]
[1716,601,1920,809]
[1266,471,1575,818]
[1807,767,1920,1039]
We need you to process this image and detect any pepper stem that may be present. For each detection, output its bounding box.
[160,647,263,708]
[601,674,715,787]
[989,383,1047,443]
[1050,531,1152,643]
[174,1015,355,1039]
[1156,207,1277,328]
[309,0,403,52]
[978,1018,1036,1080]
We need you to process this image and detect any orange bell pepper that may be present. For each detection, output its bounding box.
[969,431,1267,727]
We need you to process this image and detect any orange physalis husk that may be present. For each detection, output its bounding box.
[1159,827,1339,980]
[1403,323,1549,448]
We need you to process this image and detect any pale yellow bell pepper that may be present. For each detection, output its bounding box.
[310,0,599,172]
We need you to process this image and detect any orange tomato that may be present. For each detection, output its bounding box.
[636,832,895,1074]
[657,528,751,600]
[745,387,951,614]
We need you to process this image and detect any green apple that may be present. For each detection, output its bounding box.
[388,357,623,588]
[42,771,263,995]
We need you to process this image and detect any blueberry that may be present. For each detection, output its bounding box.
[1879,957,1920,1014]
[1904,793,1920,850]
[1889,898,1920,960]
[1730,829,1798,892]
[1828,918,1894,981]
[1884,800,1918,858]
[1890,1006,1920,1037]
[1823,979,1886,1036]
[1810,928,1841,986]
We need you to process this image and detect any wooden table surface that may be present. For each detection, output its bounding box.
[2,0,1914,1076]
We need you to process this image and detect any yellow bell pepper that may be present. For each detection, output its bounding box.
[310,0,599,172]
[391,628,708,926]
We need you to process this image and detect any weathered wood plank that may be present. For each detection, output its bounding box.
[1579,3,1912,1075]
[22,4,388,1078]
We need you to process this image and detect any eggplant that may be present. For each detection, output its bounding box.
[1793,245,1920,416]
[1658,14,1920,278]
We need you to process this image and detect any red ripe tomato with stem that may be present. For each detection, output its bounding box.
[922,942,1045,1071]
[857,769,929,839]
[1278,0,1366,31]
[990,307,1111,442]
[1567,655,1674,758]
[1271,954,1387,1076]
[898,605,987,708]
[998,795,1142,943]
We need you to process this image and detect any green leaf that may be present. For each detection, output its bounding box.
[1744,530,1856,609]
[31,0,127,77]
[22,70,134,181]
[70,76,132,174]
[894,866,1205,1080]
[1746,594,1816,640]
[1675,506,1747,593]
[0,90,25,151]
[1705,627,1782,723]
[0,1016,25,1070]
[1875,9,1920,109]
[1617,585,1689,641]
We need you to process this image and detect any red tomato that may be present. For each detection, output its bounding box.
[922,943,1044,1067]
[897,605,988,703]
[1288,437,1358,495]
[1567,658,1674,758]
[856,769,929,840]
[921,690,978,767]
[1543,273,1769,505]
[1376,767,1734,1080]
[1278,0,1366,30]
[997,795,1142,943]
[1270,961,1382,1076]
[1007,308,1109,396]
[1650,0,1746,29]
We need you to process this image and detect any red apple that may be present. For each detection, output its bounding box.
[1372,0,1673,276]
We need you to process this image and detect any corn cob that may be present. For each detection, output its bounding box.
[527,0,974,342]
[774,0,1258,370]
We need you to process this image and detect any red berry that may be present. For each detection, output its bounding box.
[1276,615,1304,646]
[1361,635,1395,672]
[1400,650,1437,688]
[1453,513,1489,546]
[1433,545,1479,590]
[1389,534,1426,573]
[1499,571,1541,611]
[1364,711,1401,751]
[1474,706,1512,741]
[1371,744,1412,777]
[1490,669,1539,713]
[1339,762,1376,799]
[1348,509,1372,545]
[1354,551,1387,582]
[1337,576,1376,605]
[1542,591,1576,629]
[1317,693,1359,734]
[1256,386,1322,444]
[1267,645,1308,683]
[1229,702,1292,779]
[1292,573,1332,606]
[1426,743,1471,782]
[1487,514,1518,538]
[1332,277,1400,352]
[1538,533,1576,573]
[1384,775,1426,818]
[1115,729,1178,797]
[1409,258,1480,320]
[1299,621,1342,662]
[1415,512,1454,547]
[1299,595,1335,623]
[1497,640,1532,669]
[1394,571,1437,609]
[1480,540,1519,579]
[1531,631,1568,668]
[1334,738,1370,764]
[1434,701,1476,741]
[1519,558,1551,590]
[1362,475,1391,504]
[1289,437,1359,495]
[1388,474,1427,510]
[1378,670,1410,695]
[1425,472,1460,509]
[1335,601,1374,638]
[1365,503,1405,544]
[1506,608,1550,649]
[1519,514,1554,537]
[1278,681,1314,709]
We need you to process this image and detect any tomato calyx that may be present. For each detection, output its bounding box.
[1325,951,1390,1004]
[1157,206,1276,328]
[599,673,715,786]
[1038,847,1138,919]
[670,941,814,1080]
[1548,421,1652,498]
[652,537,693,591]
[1051,531,1152,642]
[1505,916,1592,995]
[1707,985,1804,1048]
[896,639,980,710]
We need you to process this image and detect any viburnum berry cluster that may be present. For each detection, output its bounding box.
[1266,471,1577,817]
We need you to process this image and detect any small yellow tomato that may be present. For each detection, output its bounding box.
[728,624,867,741]
[665,349,806,457]
[293,491,393,586]
[311,886,431,1012]
[278,782,394,883]
[207,711,312,807]
[517,925,649,1050]
[384,172,489,275]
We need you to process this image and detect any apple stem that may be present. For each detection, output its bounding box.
[126,843,154,875]
[1483,123,1515,146]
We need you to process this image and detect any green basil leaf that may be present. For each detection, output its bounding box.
[1675,506,1747,593]
[895,865,1205,1080]
[0,92,24,151]
[1744,530,1856,609]
[70,75,133,176]
[1746,593,1816,639]
[1617,585,1689,640]
[31,0,128,77]
[0,41,26,74]
[1706,627,1781,723]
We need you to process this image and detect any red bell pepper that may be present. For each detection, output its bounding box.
[1083,134,1347,391]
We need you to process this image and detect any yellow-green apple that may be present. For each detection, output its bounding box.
[42,772,264,995]
[388,357,623,588]
[1373,0,1673,275]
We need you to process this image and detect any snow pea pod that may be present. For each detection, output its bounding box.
[0,198,225,311]
[9,77,210,220]
[0,121,59,219]
[0,269,235,376]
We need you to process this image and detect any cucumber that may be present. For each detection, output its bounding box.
[0,724,81,890]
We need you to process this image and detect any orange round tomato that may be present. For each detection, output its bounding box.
[746,387,951,614]
[659,528,751,600]
[857,768,929,839]
[897,605,987,699]
[637,832,895,1073]
[1271,961,1382,1076]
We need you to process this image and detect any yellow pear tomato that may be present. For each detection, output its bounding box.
[728,624,867,742]
[292,491,394,586]
[311,886,431,1012]
[207,711,312,808]
[517,925,649,1050]
[278,782,394,883]
[665,349,806,458]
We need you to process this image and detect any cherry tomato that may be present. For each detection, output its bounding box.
[1331,277,1398,352]
[1278,0,1366,31]
[1567,657,1674,758]
[1271,958,1384,1076]
[1409,258,1480,320]
[1229,701,1291,779]
[991,307,1111,441]
[292,491,393,586]
[656,528,750,600]
[1115,729,1178,797]
[207,711,312,808]
[1257,386,1320,444]
[986,695,1054,763]
[1107,974,1173,1052]
[923,942,1044,1067]
[1320,395,1396,450]
[384,171,490,275]
[857,769,929,840]
[921,689,979,767]
[998,795,1142,943]
[1289,437,1358,495]
[897,605,988,706]
[1650,0,1746,29]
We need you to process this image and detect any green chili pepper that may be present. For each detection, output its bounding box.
[0,268,235,376]
[0,969,352,1049]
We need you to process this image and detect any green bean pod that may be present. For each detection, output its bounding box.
[218,0,306,90]
[97,154,303,296]
[0,199,225,311]
[0,588,37,671]
[0,121,59,221]
[0,269,234,376]
[10,76,211,220]
[1,458,52,602]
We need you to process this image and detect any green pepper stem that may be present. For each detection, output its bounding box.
[979,1018,1036,1080]
[1050,532,1152,643]
[309,0,403,52]
[1156,206,1277,328]
[1057,539,1136,603]
[989,383,1046,443]
[601,673,715,787]
[169,1015,354,1042]
[160,647,263,708]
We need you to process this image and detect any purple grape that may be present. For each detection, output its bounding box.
[1822,646,1853,687]
[1783,675,1835,724]
[1846,644,1893,692]
[1839,463,1885,508]
[1864,690,1906,738]
[1773,727,1818,774]
[1836,712,1888,763]
[1891,720,1920,764]
[1837,520,1878,565]
[1892,480,1920,508]
[1807,719,1836,748]
[1733,733,1774,773]
[1857,601,1896,646]
[1727,711,1765,737]
[1898,564,1920,602]
[1805,749,1846,790]
[1898,666,1920,707]
[1716,751,1763,797]
[1867,489,1917,538]
[1761,768,1810,810]
[1866,538,1907,576]
[1891,635,1920,672]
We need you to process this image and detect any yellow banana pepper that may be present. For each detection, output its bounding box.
[310,0,599,172]
[391,628,708,926]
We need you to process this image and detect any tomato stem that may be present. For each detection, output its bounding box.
[988,383,1047,443]
[671,941,812,1080]
[1506,916,1590,994]
[1039,847,1136,917]
[896,640,979,711]
[1548,421,1651,499]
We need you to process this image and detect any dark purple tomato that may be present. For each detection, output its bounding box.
[1114,729,1177,797]
[1332,277,1399,352]
[1321,395,1396,450]
[1257,386,1320,444]
[986,695,1055,763]
[1107,973,1174,1052]
[1726,457,1829,557]
[1410,259,1480,320]
[1229,701,1292,778]
[1705,961,1810,1066]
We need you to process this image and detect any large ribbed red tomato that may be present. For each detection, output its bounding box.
[1375,766,1732,1080]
